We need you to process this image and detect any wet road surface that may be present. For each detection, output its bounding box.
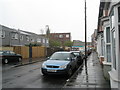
[2,61,72,88]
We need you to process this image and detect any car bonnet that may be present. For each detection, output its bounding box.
[43,60,70,66]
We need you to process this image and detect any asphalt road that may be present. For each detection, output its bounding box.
[2,61,76,88]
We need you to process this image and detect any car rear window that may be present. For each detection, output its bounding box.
[73,52,80,56]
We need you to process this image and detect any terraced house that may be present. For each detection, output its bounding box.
[0,25,49,47]
[95,0,120,89]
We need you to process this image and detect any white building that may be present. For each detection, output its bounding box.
[96,1,120,89]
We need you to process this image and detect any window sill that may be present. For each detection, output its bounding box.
[103,61,112,65]
[109,70,120,82]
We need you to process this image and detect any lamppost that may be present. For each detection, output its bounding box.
[84,0,87,67]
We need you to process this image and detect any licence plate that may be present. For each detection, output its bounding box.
[47,69,57,72]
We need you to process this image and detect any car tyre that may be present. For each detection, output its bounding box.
[67,68,72,77]
[4,59,8,64]
[75,64,79,69]
[42,72,48,76]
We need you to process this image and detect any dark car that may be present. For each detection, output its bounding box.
[80,49,86,59]
[70,51,83,64]
[0,50,22,64]
[41,51,78,77]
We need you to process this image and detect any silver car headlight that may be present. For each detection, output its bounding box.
[42,63,46,68]
[59,65,67,69]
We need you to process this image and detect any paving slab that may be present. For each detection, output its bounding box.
[64,52,111,89]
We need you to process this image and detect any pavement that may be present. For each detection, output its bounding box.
[64,51,111,89]
[13,57,45,67]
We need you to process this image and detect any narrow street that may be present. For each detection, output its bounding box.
[2,52,110,89]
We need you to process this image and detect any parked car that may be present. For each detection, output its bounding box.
[41,51,78,77]
[70,51,83,64]
[0,50,22,64]
[87,48,92,56]
[80,49,86,59]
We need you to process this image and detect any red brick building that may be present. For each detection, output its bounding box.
[49,33,71,45]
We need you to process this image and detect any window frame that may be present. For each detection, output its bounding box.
[59,34,63,38]
[104,26,111,62]
[111,29,116,70]
[20,35,23,41]
[42,38,45,43]
[11,33,18,40]
[26,36,30,41]
[37,38,41,43]
[0,30,5,38]
[66,34,69,38]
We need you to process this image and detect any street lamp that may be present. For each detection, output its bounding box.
[84,0,87,67]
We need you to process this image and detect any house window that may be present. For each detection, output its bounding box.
[106,45,111,62]
[106,27,110,43]
[110,10,114,29]
[12,33,18,39]
[54,35,58,38]
[43,39,45,43]
[112,30,116,69]
[118,7,120,22]
[37,38,41,43]
[26,36,29,41]
[20,35,23,41]
[0,30,5,38]
[66,34,69,38]
[104,27,111,62]
[46,39,49,43]
[59,35,63,38]
[101,38,104,56]
[31,38,34,42]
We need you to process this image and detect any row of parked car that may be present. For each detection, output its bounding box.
[41,50,85,77]
[0,49,92,78]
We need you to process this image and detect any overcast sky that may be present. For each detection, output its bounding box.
[0,0,100,42]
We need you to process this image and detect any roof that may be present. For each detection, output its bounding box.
[19,31,31,35]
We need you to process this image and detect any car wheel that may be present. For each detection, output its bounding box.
[67,68,72,77]
[43,73,48,76]
[42,72,48,76]
[18,58,22,62]
[4,59,8,64]
[75,64,78,69]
